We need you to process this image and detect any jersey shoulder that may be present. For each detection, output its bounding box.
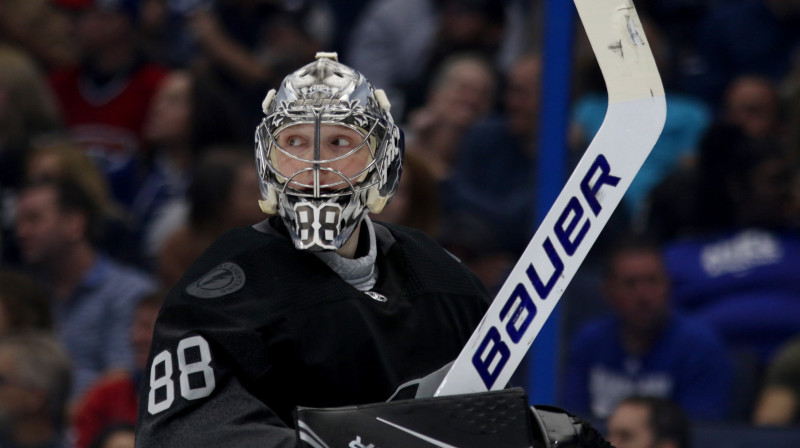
[161,220,364,324]
[375,222,491,300]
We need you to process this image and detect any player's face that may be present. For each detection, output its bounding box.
[272,123,372,192]
[607,403,658,448]
[604,250,670,332]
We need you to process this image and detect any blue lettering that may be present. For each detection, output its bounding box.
[471,154,621,389]
[500,283,537,343]
[555,196,589,256]
[580,154,621,215]
[525,238,564,299]
[472,327,510,389]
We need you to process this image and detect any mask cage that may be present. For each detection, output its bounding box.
[256,101,391,200]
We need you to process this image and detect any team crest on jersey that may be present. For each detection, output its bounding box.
[186,262,246,298]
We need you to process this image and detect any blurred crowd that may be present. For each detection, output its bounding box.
[0,0,799,446]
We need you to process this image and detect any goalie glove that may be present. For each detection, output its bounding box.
[295,388,613,448]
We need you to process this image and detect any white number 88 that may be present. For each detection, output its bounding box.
[148,335,216,415]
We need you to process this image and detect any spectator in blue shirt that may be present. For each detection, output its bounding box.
[656,129,800,365]
[562,235,733,421]
[14,178,155,399]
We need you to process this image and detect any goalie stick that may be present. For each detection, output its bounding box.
[433,0,666,397]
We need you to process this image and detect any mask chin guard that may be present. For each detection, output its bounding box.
[366,187,389,214]
[258,187,278,215]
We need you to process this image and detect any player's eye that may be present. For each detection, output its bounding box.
[331,137,352,147]
[288,136,306,147]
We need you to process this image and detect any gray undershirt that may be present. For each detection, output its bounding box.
[313,216,378,291]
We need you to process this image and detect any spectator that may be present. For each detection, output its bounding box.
[437,212,515,295]
[156,149,263,287]
[48,0,168,208]
[753,335,800,425]
[371,151,442,239]
[14,178,155,398]
[562,235,733,421]
[25,142,117,218]
[644,123,794,242]
[185,0,334,128]
[135,0,196,68]
[661,136,800,364]
[0,0,76,70]
[680,0,800,106]
[444,53,541,255]
[720,75,785,140]
[135,68,246,264]
[24,140,136,265]
[347,0,528,120]
[0,44,62,194]
[0,269,53,334]
[73,290,166,448]
[132,70,195,257]
[0,332,73,448]
[88,423,135,448]
[404,53,497,181]
[606,395,691,448]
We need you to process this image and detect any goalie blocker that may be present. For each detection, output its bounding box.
[295,388,611,448]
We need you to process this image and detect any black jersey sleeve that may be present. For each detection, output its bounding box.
[134,226,302,447]
[133,303,297,448]
[135,363,296,448]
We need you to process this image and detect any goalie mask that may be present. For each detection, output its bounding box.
[256,52,403,251]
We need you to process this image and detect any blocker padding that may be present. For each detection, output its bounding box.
[295,387,535,448]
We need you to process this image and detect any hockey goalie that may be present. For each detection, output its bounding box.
[134,0,665,445]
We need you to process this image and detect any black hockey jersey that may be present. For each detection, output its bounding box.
[135,218,490,447]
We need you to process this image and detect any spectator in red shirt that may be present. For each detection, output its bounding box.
[49,0,168,208]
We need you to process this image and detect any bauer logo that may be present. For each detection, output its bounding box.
[472,154,621,389]
[187,262,246,298]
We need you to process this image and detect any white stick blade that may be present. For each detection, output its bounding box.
[434,0,665,397]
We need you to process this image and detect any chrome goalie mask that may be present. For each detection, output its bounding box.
[255,52,403,251]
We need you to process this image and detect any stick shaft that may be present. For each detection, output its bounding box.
[434,0,666,397]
